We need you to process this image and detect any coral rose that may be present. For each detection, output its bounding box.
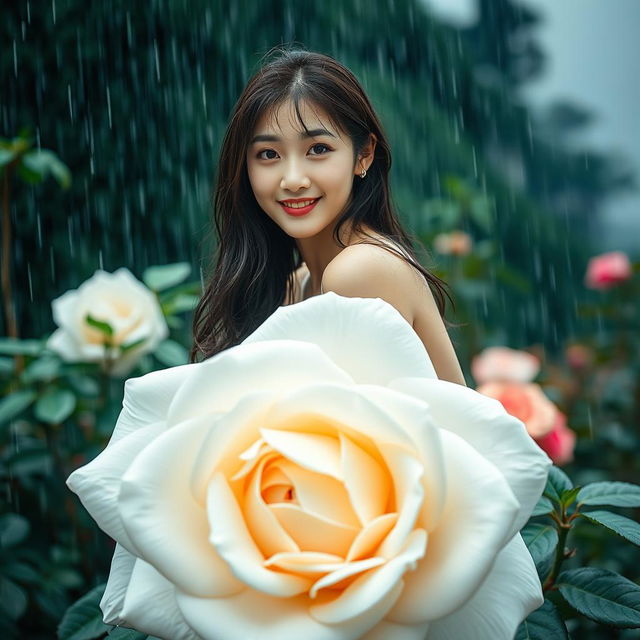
[535,412,576,466]
[47,268,168,376]
[475,381,557,439]
[585,251,632,289]
[472,347,540,385]
[67,293,550,640]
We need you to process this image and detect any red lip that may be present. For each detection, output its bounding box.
[279,197,321,217]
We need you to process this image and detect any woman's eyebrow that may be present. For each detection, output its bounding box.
[250,128,337,144]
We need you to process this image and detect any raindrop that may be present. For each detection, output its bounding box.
[106,86,112,129]
[36,213,43,249]
[67,84,74,123]
[67,216,75,258]
[27,262,34,301]
[153,39,161,82]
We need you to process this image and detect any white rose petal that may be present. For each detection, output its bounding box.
[66,292,550,640]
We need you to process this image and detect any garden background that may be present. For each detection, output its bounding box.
[1,0,639,638]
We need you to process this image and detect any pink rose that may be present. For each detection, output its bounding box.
[534,412,576,466]
[472,347,540,385]
[564,344,594,371]
[585,251,632,289]
[476,382,557,439]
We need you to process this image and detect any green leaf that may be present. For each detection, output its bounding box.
[143,262,191,292]
[0,337,43,356]
[119,337,147,353]
[34,389,77,424]
[107,628,149,639]
[0,356,15,375]
[515,599,569,639]
[48,154,72,189]
[85,314,114,338]
[67,374,100,397]
[20,355,61,383]
[531,495,554,516]
[543,466,573,503]
[57,584,110,640]
[163,293,200,315]
[578,482,640,508]
[557,567,640,628]
[2,561,40,585]
[0,389,37,426]
[0,513,30,547]
[560,486,581,508]
[21,150,71,189]
[580,510,640,546]
[521,523,558,580]
[154,339,188,367]
[0,577,28,620]
[0,148,16,167]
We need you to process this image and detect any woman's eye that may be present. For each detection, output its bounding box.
[257,149,279,160]
[309,143,331,155]
[256,143,331,160]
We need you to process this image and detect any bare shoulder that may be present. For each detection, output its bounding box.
[321,242,420,324]
[324,242,467,386]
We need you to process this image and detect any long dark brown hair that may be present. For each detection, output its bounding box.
[190,46,455,363]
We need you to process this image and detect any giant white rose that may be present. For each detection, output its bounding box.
[47,268,169,377]
[67,292,551,640]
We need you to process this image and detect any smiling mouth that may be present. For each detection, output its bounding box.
[279,198,321,208]
[279,197,322,217]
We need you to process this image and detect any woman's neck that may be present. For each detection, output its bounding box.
[295,221,359,295]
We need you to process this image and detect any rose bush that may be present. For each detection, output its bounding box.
[476,381,576,465]
[475,381,556,439]
[584,251,632,289]
[67,292,551,640]
[47,267,169,376]
[471,347,540,385]
[535,412,576,466]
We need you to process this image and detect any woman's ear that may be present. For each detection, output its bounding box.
[357,133,378,174]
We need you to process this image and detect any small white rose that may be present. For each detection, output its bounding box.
[47,267,168,376]
[67,292,551,640]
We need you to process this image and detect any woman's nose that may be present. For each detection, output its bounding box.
[280,162,311,191]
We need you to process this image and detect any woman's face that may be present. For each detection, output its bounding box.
[246,99,361,240]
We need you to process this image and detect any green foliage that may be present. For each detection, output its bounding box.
[580,510,640,547]
[56,583,110,640]
[578,482,640,508]
[35,389,77,424]
[515,599,568,639]
[143,263,191,292]
[522,523,558,581]
[556,568,640,628]
[543,465,573,502]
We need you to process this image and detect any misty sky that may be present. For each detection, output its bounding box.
[422,0,640,256]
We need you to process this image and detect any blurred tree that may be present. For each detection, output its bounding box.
[0,0,633,350]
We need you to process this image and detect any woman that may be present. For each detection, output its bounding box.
[190,47,466,386]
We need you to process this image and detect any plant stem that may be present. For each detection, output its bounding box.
[544,508,573,590]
